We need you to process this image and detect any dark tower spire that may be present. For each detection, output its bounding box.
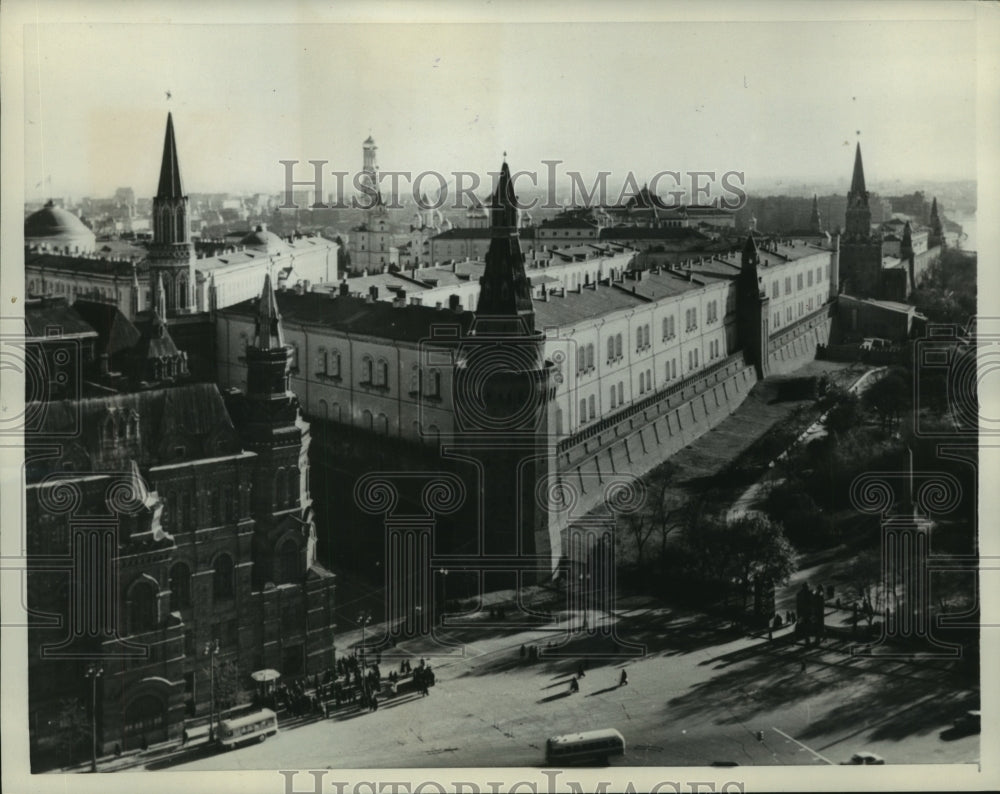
[928,197,945,248]
[148,112,195,315]
[253,272,285,350]
[844,142,872,241]
[849,142,867,199]
[809,194,822,234]
[476,158,534,332]
[157,112,184,198]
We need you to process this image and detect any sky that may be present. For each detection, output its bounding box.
[22,16,979,201]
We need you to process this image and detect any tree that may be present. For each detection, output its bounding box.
[863,369,912,432]
[725,515,797,611]
[617,510,655,572]
[845,548,883,629]
[678,514,797,612]
[821,387,861,437]
[53,697,90,768]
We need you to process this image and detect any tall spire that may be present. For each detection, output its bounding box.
[742,232,760,268]
[809,194,822,233]
[157,112,184,199]
[253,272,285,350]
[155,272,167,319]
[849,142,867,200]
[476,158,534,329]
[490,159,519,232]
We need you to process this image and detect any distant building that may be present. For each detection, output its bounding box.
[24,114,338,320]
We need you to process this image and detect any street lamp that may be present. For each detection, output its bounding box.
[357,611,372,668]
[84,664,103,773]
[204,640,220,742]
[437,568,449,625]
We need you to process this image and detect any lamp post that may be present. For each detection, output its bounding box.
[204,640,220,741]
[437,568,449,625]
[84,664,103,772]
[357,611,372,668]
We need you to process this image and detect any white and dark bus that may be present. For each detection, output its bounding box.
[216,708,279,749]
[544,729,626,765]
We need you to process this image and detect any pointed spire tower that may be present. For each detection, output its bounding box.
[839,140,883,298]
[476,156,535,334]
[238,274,314,590]
[245,273,293,405]
[844,142,871,240]
[809,194,822,234]
[148,112,195,315]
[928,197,945,248]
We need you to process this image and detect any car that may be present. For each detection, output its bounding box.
[954,710,981,733]
[843,751,885,765]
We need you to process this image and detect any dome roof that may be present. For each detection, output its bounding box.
[24,200,96,251]
[240,224,289,253]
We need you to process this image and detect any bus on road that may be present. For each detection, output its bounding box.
[544,728,625,766]
[217,708,278,749]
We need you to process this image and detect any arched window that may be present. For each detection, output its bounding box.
[361,356,373,384]
[410,364,420,394]
[555,407,563,436]
[577,348,586,374]
[362,409,373,431]
[586,344,594,369]
[127,579,158,634]
[376,358,389,387]
[177,275,188,309]
[610,386,617,408]
[376,414,389,435]
[213,554,234,600]
[277,538,299,584]
[615,334,622,358]
[606,337,614,362]
[579,399,587,423]
[636,327,643,351]
[588,395,596,419]
[169,563,191,610]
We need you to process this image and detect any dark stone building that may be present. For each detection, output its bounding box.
[24,280,335,768]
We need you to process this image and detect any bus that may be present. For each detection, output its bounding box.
[217,708,278,749]
[544,729,626,765]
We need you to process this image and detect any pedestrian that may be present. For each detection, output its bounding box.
[577,661,586,678]
[569,676,579,694]
[619,669,628,687]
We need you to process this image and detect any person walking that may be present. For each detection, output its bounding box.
[619,669,628,687]
[569,676,579,694]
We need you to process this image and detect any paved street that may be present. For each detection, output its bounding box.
[170,604,979,770]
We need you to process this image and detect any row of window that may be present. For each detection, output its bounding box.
[771,293,827,329]
[577,338,725,426]
[770,265,830,299]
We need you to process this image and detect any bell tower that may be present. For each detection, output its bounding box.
[148,113,195,314]
[839,141,883,298]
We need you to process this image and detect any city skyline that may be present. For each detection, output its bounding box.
[23,18,978,201]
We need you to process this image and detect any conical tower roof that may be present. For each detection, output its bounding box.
[253,272,285,349]
[849,142,867,197]
[157,112,184,199]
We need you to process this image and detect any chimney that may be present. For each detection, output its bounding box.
[448,294,461,312]
[369,285,379,301]
[339,281,349,297]
[302,279,311,293]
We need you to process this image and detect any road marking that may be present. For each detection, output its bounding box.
[772,727,836,765]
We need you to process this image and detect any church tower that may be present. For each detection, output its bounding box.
[476,158,535,334]
[238,274,316,589]
[839,142,883,298]
[809,194,822,234]
[148,113,196,315]
[451,156,555,578]
[928,197,945,249]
